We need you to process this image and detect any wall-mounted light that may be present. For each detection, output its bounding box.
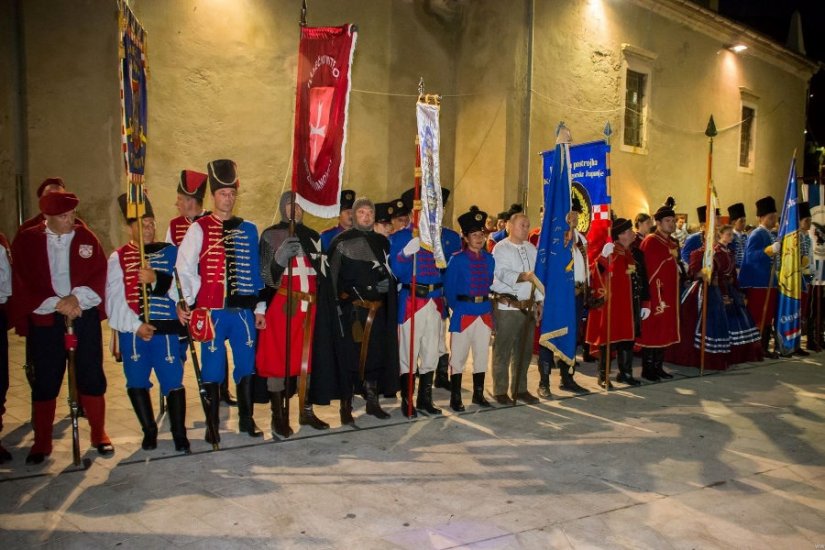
[726,43,748,54]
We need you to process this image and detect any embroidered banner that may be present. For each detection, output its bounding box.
[416,102,445,268]
[776,158,801,353]
[541,140,610,264]
[292,25,357,218]
[118,0,148,217]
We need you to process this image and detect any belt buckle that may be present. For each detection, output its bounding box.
[474,296,484,304]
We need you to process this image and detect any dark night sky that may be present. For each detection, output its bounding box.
[715,0,824,173]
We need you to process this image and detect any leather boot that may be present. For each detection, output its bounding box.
[471,372,492,408]
[364,380,391,419]
[641,349,660,381]
[537,359,552,399]
[127,388,158,450]
[761,328,779,359]
[416,371,442,415]
[166,388,190,454]
[26,399,56,464]
[559,363,588,393]
[434,353,451,391]
[299,402,330,430]
[597,347,613,389]
[80,395,114,455]
[399,374,418,418]
[220,359,237,406]
[616,349,641,386]
[203,383,221,444]
[339,395,355,426]
[270,390,293,438]
[0,442,11,464]
[449,373,465,412]
[654,349,673,379]
[236,375,263,437]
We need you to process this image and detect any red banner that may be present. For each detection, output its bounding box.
[291,25,357,218]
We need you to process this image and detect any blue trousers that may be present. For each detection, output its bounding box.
[119,332,184,396]
[200,308,256,384]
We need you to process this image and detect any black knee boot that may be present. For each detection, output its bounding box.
[597,347,613,389]
[236,376,263,437]
[416,371,442,415]
[220,358,237,406]
[270,390,293,438]
[450,373,465,412]
[471,372,491,407]
[399,373,418,418]
[339,394,355,426]
[166,388,190,454]
[127,388,158,450]
[559,363,588,393]
[616,349,640,386]
[434,353,450,390]
[203,383,221,444]
[364,380,391,419]
[654,349,673,379]
[641,348,660,381]
[537,358,552,398]
[299,393,330,430]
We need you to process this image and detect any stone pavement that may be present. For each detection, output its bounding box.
[1,327,824,548]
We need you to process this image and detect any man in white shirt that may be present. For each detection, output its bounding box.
[491,213,544,404]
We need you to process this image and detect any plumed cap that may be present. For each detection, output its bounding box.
[39,191,79,216]
[178,170,208,201]
[117,192,155,222]
[207,159,239,193]
[37,177,66,198]
[755,196,777,217]
[458,206,488,235]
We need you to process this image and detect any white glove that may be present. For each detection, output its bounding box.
[771,242,781,254]
[640,307,651,320]
[403,237,421,257]
[601,242,615,258]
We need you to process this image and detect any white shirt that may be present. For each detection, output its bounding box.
[34,227,101,314]
[105,247,180,333]
[491,238,544,310]
[0,245,10,304]
[572,230,588,284]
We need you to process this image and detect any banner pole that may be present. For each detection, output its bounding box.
[603,123,613,393]
[699,116,717,376]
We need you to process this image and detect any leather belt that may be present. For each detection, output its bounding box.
[401,282,443,298]
[457,294,490,303]
[277,287,316,303]
[492,293,533,311]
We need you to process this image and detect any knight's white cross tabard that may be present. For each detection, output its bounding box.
[291,256,316,313]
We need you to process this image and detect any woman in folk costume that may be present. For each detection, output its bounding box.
[688,225,762,370]
[585,218,649,388]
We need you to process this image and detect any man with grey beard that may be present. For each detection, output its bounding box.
[324,198,399,423]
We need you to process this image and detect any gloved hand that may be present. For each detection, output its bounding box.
[403,237,421,257]
[771,242,781,254]
[601,242,615,258]
[375,279,390,293]
[274,237,302,267]
[640,307,651,320]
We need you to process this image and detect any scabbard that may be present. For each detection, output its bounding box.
[353,300,382,382]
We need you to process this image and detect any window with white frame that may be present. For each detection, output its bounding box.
[621,44,656,153]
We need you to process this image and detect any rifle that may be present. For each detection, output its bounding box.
[64,317,85,467]
[174,268,219,450]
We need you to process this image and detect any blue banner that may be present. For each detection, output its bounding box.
[776,158,801,353]
[536,128,577,365]
[120,2,148,177]
[541,140,610,263]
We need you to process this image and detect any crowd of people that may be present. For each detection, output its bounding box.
[0,161,819,466]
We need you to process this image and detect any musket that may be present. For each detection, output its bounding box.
[64,317,83,466]
[174,268,219,450]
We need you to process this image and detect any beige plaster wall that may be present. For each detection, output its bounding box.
[528,0,809,225]
[0,1,17,239]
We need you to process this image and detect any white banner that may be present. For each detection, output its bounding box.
[416,102,446,268]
